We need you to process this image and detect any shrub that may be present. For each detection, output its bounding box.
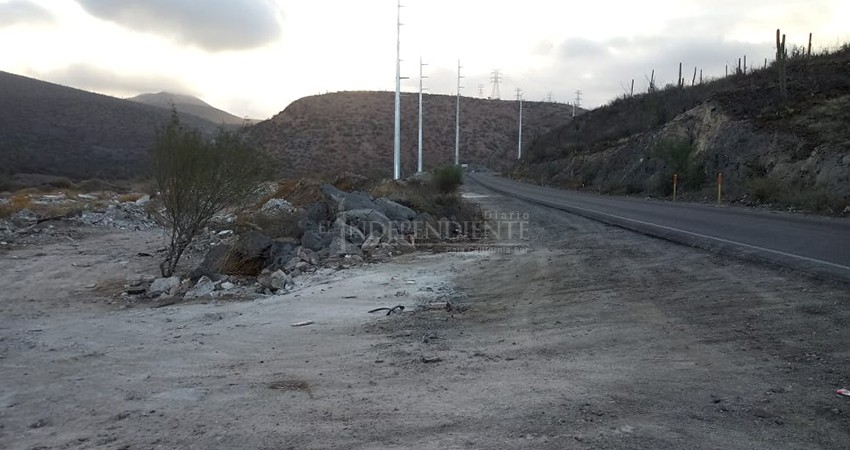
[152,112,268,276]
[431,165,464,194]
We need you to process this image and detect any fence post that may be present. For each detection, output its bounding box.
[673,173,678,202]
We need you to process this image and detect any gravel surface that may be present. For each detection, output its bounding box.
[1,183,849,449]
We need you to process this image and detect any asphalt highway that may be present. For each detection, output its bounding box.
[468,172,850,282]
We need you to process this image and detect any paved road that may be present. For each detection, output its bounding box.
[468,172,850,282]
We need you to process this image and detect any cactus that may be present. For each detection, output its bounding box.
[776,28,788,98]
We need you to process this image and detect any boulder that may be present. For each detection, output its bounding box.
[190,245,230,280]
[337,209,392,236]
[361,234,381,252]
[297,246,319,266]
[320,184,347,205]
[328,236,364,258]
[320,184,382,211]
[237,231,274,260]
[265,240,299,271]
[270,270,292,291]
[333,220,366,245]
[149,276,181,296]
[259,269,291,292]
[184,276,215,299]
[301,229,334,251]
[304,202,335,224]
[340,191,379,211]
[376,198,416,221]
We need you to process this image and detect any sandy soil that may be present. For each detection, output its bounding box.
[2,185,850,449]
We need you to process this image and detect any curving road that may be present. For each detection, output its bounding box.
[468,172,850,282]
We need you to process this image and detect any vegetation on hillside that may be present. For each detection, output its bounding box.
[514,40,850,214]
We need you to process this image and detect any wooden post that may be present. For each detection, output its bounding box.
[737,57,741,75]
[692,66,697,86]
[699,69,703,84]
[744,55,747,74]
[672,173,678,202]
[630,79,634,97]
[650,69,655,92]
[725,64,728,77]
[764,58,767,69]
[716,173,723,206]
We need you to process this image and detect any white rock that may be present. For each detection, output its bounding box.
[269,270,292,291]
[261,198,296,215]
[220,281,235,290]
[184,276,216,299]
[149,276,181,296]
[134,194,151,205]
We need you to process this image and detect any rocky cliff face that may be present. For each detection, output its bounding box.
[513,46,850,214]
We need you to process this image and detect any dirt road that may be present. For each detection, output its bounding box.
[2,185,849,449]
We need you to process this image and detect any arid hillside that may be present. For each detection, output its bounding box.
[247,91,576,178]
[513,44,850,214]
[0,71,221,181]
[129,92,252,126]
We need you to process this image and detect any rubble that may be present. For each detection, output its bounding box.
[184,276,216,299]
[149,276,181,296]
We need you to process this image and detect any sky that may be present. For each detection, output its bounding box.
[1,0,848,120]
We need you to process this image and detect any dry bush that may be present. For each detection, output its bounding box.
[118,193,144,203]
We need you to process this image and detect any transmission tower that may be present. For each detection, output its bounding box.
[573,90,582,118]
[478,84,484,97]
[489,69,501,100]
[546,91,553,102]
[455,60,463,165]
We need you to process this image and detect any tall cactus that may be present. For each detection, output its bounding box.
[776,28,788,98]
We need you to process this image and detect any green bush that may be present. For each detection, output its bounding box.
[431,165,464,194]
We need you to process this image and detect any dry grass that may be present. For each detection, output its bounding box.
[118,193,145,203]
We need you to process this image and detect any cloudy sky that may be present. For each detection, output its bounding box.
[1,0,847,119]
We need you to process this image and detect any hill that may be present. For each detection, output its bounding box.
[246,91,576,178]
[513,44,850,214]
[0,71,221,181]
[129,92,253,126]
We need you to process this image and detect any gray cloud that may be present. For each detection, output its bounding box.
[37,63,194,97]
[544,31,775,108]
[75,0,282,51]
[0,0,54,27]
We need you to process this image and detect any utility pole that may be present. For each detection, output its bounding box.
[455,60,463,166]
[489,69,501,100]
[418,57,428,173]
[393,0,402,180]
[516,88,523,159]
[573,90,582,118]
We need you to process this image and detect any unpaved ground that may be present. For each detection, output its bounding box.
[2,185,850,449]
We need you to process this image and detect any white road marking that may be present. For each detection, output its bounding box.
[479,176,850,273]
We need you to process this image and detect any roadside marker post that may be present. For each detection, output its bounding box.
[672,173,678,202]
[717,173,723,206]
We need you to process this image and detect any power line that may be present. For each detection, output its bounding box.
[516,88,523,160]
[418,57,428,173]
[393,0,402,180]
